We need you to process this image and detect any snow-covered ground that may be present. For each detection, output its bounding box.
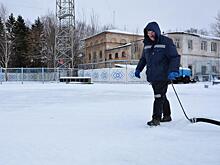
[0,82,219,165]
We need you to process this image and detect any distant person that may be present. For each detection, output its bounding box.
[135,21,180,126]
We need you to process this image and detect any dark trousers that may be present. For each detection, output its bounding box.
[151,81,171,120]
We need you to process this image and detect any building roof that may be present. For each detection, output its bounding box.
[105,29,143,36]
[84,29,144,40]
[166,31,220,41]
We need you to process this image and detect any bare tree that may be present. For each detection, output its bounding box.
[41,12,56,67]
[211,11,220,37]
[0,3,8,22]
[0,3,11,70]
[198,29,209,36]
[69,10,103,68]
[88,9,100,36]
[102,24,115,31]
[185,28,198,34]
[0,4,14,81]
[185,27,209,36]
[0,29,12,69]
[72,20,89,67]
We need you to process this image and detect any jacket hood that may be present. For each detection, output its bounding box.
[144,22,161,43]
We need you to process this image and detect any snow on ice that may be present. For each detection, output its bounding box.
[0,82,219,165]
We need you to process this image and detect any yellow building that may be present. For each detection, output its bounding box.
[83,30,144,69]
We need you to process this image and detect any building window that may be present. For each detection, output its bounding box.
[201,66,207,74]
[109,54,112,60]
[134,43,138,52]
[93,52,97,63]
[211,42,217,52]
[99,51,102,59]
[174,38,181,48]
[201,41,207,51]
[122,52,126,58]
[89,53,91,61]
[115,53,119,59]
[212,66,217,73]
[188,40,193,49]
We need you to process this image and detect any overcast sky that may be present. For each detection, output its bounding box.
[1,0,220,33]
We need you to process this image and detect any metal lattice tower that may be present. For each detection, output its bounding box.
[55,0,75,68]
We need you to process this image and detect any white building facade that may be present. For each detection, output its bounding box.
[166,32,220,80]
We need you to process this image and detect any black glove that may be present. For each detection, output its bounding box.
[135,70,141,78]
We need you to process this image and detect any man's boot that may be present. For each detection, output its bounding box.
[147,118,160,126]
[160,116,172,122]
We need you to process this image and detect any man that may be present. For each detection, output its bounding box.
[135,21,180,126]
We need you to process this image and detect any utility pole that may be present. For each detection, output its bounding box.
[55,0,75,68]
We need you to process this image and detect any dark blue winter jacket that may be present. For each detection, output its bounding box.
[136,22,180,82]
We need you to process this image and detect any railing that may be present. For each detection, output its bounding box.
[0,67,219,84]
[0,67,146,84]
[0,68,78,84]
